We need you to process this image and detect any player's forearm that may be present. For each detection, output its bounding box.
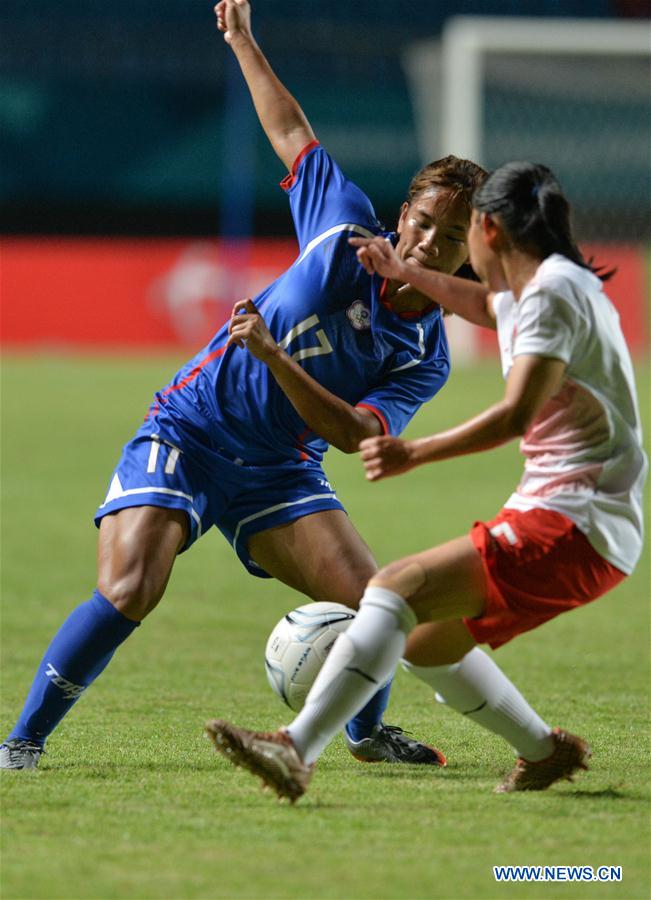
[400,265,495,330]
[408,400,523,466]
[228,33,315,167]
[264,350,380,453]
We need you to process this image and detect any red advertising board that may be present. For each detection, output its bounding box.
[1,237,648,355]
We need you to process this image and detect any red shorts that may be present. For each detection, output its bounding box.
[464,507,626,650]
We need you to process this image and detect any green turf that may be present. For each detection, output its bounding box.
[1,355,649,899]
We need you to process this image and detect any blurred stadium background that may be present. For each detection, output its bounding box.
[1,0,649,357]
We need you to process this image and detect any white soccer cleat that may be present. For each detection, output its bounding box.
[0,739,43,770]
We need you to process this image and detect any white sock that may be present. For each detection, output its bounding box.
[287,587,416,765]
[403,647,554,761]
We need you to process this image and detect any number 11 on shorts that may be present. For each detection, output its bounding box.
[147,437,181,476]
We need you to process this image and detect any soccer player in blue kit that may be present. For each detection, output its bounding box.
[0,0,485,770]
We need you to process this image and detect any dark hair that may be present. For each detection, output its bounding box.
[472,161,612,279]
[407,155,487,213]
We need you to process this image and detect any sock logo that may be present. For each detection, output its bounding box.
[45,663,86,700]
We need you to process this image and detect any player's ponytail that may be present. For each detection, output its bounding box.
[472,161,613,280]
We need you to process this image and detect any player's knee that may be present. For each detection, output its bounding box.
[368,559,426,604]
[321,558,377,609]
[97,570,163,621]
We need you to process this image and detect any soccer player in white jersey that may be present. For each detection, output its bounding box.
[206,161,647,801]
[0,0,486,770]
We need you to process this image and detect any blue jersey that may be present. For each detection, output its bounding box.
[149,143,450,467]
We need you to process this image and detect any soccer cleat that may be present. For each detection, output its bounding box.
[495,728,592,793]
[0,739,43,770]
[344,723,447,766]
[205,719,313,803]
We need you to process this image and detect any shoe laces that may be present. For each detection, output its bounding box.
[1,739,43,761]
[377,724,413,740]
[379,724,445,762]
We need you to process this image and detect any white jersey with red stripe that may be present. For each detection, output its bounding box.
[494,253,647,574]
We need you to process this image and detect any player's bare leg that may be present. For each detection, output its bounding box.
[404,619,478,666]
[371,535,487,623]
[97,506,189,620]
[247,510,376,607]
[248,510,445,765]
[1,506,187,768]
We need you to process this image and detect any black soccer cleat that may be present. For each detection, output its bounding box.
[344,723,447,766]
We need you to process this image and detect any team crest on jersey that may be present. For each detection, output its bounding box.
[346,300,371,331]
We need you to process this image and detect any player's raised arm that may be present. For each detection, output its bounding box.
[215,0,316,171]
[349,235,499,330]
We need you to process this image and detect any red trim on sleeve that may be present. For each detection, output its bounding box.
[280,139,321,191]
[356,403,389,435]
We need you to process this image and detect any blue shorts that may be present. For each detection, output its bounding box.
[94,424,345,578]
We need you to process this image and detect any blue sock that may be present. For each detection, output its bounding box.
[7,590,139,747]
[345,678,393,742]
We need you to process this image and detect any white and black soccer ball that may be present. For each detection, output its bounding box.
[264,602,356,712]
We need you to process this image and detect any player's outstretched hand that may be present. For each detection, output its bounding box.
[359,435,417,481]
[227,298,279,362]
[215,0,252,45]
[349,236,406,281]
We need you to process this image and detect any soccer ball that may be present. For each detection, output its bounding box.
[264,602,356,712]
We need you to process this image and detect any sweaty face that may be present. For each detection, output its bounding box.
[395,188,470,276]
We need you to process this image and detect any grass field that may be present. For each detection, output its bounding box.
[1,355,649,900]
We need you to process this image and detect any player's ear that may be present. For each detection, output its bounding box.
[396,201,410,234]
[482,213,503,249]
